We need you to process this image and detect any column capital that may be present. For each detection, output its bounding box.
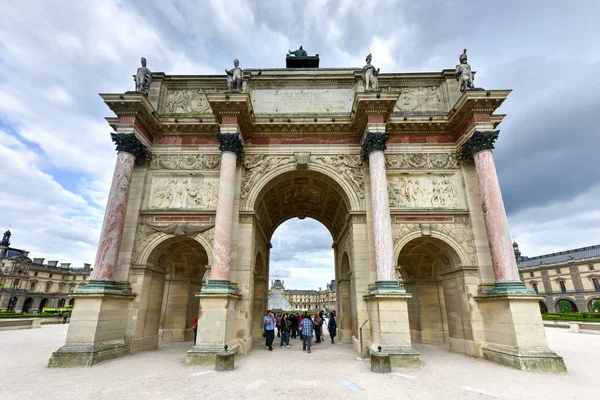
[217,132,244,155]
[110,132,149,161]
[361,131,391,154]
[460,130,499,159]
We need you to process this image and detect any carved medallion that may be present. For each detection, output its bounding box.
[394,86,444,113]
[164,90,215,114]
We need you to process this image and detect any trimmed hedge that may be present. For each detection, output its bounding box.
[542,312,600,323]
[0,313,62,318]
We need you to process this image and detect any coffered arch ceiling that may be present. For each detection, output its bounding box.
[255,170,351,240]
[397,237,462,281]
[146,236,208,281]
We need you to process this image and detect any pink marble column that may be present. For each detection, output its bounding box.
[363,131,397,284]
[473,149,521,283]
[90,151,136,281]
[210,151,237,281]
[209,132,243,284]
[464,130,522,285]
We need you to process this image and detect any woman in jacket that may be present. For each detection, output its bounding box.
[280,313,292,348]
[328,311,337,344]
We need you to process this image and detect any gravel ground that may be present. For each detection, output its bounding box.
[0,325,597,400]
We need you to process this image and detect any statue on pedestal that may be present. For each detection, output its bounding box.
[135,57,152,96]
[225,59,243,92]
[455,49,475,92]
[288,46,308,57]
[362,53,380,92]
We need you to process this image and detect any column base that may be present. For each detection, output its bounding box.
[482,345,567,372]
[200,279,240,295]
[77,280,129,295]
[475,293,567,372]
[47,291,134,368]
[485,281,535,294]
[48,342,129,368]
[189,290,241,364]
[369,280,407,294]
[363,291,419,366]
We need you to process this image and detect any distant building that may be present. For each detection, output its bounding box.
[0,230,92,313]
[515,241,600,313]
[267,279,336,312]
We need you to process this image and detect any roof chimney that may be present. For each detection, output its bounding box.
[83,263,91,270]
[33,258,45,264]
[47,260,58,267]
[60,263,71,269]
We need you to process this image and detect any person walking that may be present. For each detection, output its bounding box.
[263,310,275,351]
[313,312,323,343]
[298,313,304,340]
[280,313,291,348]
[276,313,282,338]
[299,312,314,353]
[328,311,337,344]
[290,313,298,339]
[193,316,198,344]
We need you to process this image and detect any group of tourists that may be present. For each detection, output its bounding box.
[263,310,337,353]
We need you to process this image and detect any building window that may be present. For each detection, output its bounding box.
[13,279,20,290]
[73,276,76,280]
[590,264,596,271]
[532,283,538,294]
[30,281,36,291]
[530,272,534,277]
[45,282,52,292]
[83,276,86,280]
[34,271,38,277]
[559,280,567,293]
[49,273,53,278]
[556,268,561,275]
[593,278,600,292]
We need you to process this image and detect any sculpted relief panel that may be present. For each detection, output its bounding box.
[388,174,461,209]
[150,154,221,170]
[393,86,445,113]
[251,89,355,114]
[385,153,458,170]
[149,176,218,209]
[314,154,365,199]
[164,89,216,114]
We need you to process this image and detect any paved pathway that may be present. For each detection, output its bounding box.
[0,325,597,399]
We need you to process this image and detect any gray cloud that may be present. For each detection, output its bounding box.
[1,0,598,286]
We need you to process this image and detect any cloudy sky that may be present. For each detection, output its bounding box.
[1,1,599,289]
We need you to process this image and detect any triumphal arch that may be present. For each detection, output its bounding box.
[49,50,566,371]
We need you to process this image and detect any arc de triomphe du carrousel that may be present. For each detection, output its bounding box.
[49,49,566,371]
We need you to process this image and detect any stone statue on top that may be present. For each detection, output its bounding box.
[225,59,243,92]
[455,49,475,92]
[135,57,152,96]
[288,46,308,57]
[362,53,380,92]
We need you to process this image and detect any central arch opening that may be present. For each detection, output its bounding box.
[249,169,356,344]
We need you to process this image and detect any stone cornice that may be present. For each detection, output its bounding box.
[100,87,510,145]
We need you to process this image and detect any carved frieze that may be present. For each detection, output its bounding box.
[432,222,477,265]
[240,155,294,199]
[385,153,459,170]
[314,154,365,199]
[387,175,460,209]
[164,89,215,114]
[149,176,218,209]
[149,154,221,170]
[393,86,445,113]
